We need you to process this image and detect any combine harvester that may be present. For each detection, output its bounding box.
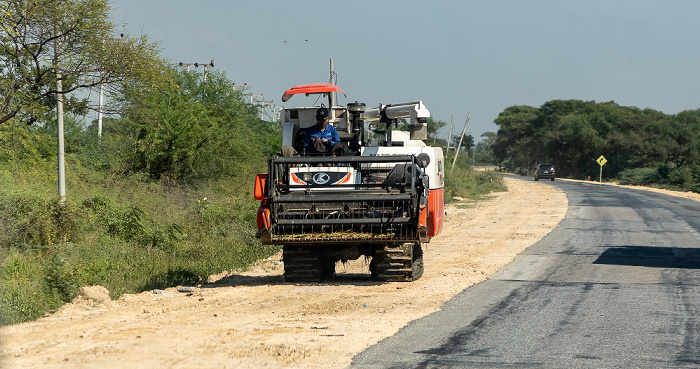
[254,80,444,282]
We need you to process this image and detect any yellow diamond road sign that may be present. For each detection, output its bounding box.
[597,155,607,166]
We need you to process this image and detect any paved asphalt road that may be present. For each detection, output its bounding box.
[350,177,700,368]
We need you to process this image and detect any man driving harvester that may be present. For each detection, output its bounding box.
[304,107,344,155]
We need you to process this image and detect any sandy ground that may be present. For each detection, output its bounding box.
[3,176,694,369]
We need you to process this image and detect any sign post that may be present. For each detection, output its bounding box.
[596,155,607,183]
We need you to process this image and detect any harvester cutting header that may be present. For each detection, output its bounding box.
[254,80,444,282]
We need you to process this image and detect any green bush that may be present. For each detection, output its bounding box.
[616,167,661,186]
[668,166,695,186]
[0,193,81,247]
[0,164,281,326]
[444,165,506,202]
[0,123,55,166]
[0,250,64,325]
[617,165,700,191]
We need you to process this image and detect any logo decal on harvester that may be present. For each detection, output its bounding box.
[313,173,330,184]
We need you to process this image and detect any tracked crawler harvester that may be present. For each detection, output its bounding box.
[254,83,444,282]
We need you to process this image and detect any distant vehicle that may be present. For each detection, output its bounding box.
[534,164,555,181]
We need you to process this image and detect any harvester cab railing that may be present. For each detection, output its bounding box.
[263,155,430,244]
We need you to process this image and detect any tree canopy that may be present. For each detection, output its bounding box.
[0,0,165,125]
[121,69,278,181]
[492,99,700,191]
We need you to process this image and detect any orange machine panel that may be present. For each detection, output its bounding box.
[256,203,270,229]
[254,173,267,200]
[427,188,444,237]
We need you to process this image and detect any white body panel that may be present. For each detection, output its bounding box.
[361,135,444,190]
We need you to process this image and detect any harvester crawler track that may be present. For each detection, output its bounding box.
[374,242,423,281]
[282,245,335,282]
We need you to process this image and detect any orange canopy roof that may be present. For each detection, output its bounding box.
[281,83,346,102]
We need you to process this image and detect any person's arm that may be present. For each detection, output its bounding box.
[330,125,341,145]
[304,126,315,148]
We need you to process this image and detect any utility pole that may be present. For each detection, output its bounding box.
[267,103,281,121]
[254,98,274,120]
[250,94,263,104]
[178,59,214,81]
[55,36,66,206]
[451,111,471,173]
[330,58,336,107]
[97,34,123,138]
[446,114,454,155]
[56,71,65,206]
[97,84,104,138]
[275,106,283,122]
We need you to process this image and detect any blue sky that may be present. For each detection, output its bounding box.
[109,0,700,142]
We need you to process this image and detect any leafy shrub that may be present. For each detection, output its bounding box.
[668,166,695,186]
[0,169,284,326]
[0,193,81,247]
[445,166,506,202]
[616,168,661,186]
[42,246,83,302]
[0,122,55,166]
[618,165,700,191]
[82,194,184,249]
[0,251,64,326]
[123,70,278,181]
[73,120,136,173]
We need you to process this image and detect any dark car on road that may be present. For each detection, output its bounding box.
[534,164,555,181]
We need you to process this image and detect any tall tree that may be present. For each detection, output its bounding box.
[649,109,700,168]
[492,105,540,170]
[426,117,446,142]
[123,69,278,181]
[477,131,496,151]
[0,0,164,125]
[474,132,497,165]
